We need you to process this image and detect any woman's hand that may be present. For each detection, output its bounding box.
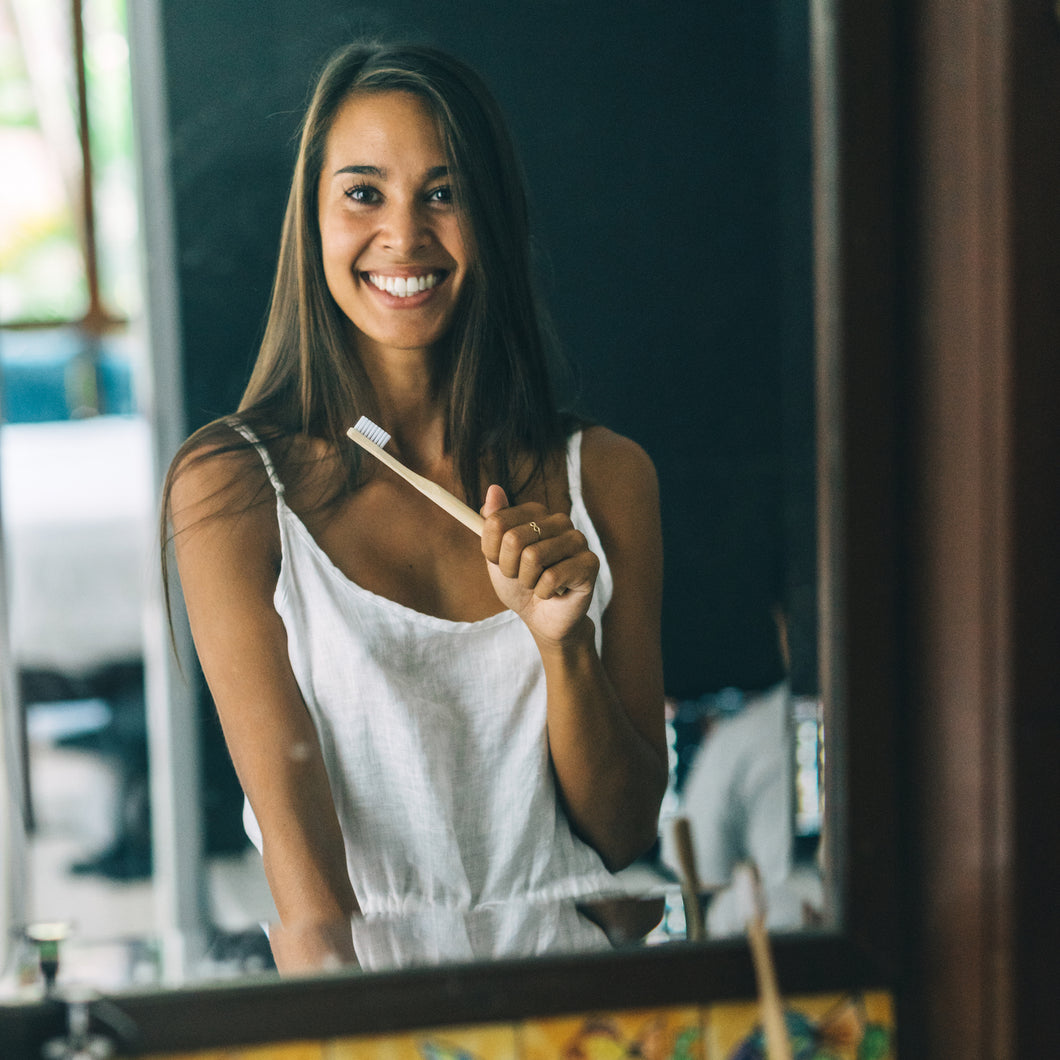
[480,483,598,645]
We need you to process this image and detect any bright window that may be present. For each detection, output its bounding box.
[0,0,141,424]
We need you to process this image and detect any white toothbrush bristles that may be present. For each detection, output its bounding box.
[353,415,391,449]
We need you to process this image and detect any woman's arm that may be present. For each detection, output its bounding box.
[480,427,668,870]
[168,443,358,973]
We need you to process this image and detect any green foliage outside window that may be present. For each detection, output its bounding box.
[0,0,138,327]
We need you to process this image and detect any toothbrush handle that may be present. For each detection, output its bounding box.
[347,428,486,536]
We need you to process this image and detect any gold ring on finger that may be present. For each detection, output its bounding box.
[528,521,542,538]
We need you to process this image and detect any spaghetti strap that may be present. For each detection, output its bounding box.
[565,430,584,499]
[227,416,285,496]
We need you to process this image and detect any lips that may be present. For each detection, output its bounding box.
[364,271,447,298]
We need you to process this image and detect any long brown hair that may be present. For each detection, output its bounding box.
[161,42,571,602]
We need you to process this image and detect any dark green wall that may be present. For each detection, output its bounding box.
[157,1,815,699]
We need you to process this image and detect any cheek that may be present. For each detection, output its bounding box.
[318,240,346,302]
[448,220,471,263]
[320,234,369,303]
[449,222,475,282]
[320,222,350,264]
[321,237,346,278]
[319,204,365,262]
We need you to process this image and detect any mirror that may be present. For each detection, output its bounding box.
[2,0,844,998]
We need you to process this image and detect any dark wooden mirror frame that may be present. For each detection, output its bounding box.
[1,1,914,1055]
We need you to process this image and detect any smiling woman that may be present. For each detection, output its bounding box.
[1,0,823,1003]
[316,92,470,361]
[24,0,1060,1050]
[161,42,668,975]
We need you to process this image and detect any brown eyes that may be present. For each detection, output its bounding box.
[340,184,454,207]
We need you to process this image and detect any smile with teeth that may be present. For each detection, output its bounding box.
[366,272,445,297]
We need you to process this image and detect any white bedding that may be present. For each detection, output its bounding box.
[0,415,154,674]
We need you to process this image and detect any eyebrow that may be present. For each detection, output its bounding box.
[332,164,450,181]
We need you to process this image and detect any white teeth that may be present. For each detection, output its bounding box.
[368,273,441,297]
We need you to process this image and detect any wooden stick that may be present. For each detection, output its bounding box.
[734,864,792,1060]
[671,816,705,942]
[347,426,486,536]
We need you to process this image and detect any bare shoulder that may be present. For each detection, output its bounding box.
[579,425,660,512]
[578,426,661,554]
[166,426,284,587]
[168,426,275,531]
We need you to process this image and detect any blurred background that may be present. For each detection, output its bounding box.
[1,0,155,937]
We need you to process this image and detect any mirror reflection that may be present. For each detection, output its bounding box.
[0,0,821,998]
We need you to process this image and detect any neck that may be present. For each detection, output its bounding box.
[353,337,450,466]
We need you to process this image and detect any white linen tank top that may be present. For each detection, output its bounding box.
[234,424,617,968]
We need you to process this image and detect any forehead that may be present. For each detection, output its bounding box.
[324,90,446,164]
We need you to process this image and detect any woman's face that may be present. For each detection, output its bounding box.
[317,90,471,363]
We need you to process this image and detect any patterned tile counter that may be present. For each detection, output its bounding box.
[145,990,894,1060]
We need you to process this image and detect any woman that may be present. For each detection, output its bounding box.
[163,42,667,974]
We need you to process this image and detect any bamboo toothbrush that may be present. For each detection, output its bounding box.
[347,416,486,536]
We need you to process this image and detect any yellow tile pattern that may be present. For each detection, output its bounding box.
[708,991,896,1059]
[520,1005,703,1060]
[145,1042,324,1060]
[139,990,894,1060]
[324,1021,519,1059]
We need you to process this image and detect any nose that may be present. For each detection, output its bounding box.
[379,198,430,255]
